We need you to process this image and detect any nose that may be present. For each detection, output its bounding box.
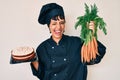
[56,22,61,29]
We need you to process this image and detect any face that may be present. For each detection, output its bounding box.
[49,16,65,42]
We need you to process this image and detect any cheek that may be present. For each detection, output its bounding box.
[49,26,55,32]
[62,25,65,30]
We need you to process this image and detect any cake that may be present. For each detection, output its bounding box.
[11,46,36,61]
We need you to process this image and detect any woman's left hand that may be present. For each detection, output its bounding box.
[88,21,95,34]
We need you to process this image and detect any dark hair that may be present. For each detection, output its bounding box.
[47,15,65,26]
[51,15,65,20]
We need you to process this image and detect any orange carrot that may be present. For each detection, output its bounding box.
[86,42,91,62]
[89,40,93,60]
[81,36,99,62]
[93,37,99,56]
[86,44,89,62]
[91,38,96,59]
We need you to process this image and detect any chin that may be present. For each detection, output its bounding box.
[53,33,63,39]
[55,35,62,39]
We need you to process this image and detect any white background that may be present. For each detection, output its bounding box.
[0,0,120,80]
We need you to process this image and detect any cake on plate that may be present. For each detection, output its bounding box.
[11,46,36,61]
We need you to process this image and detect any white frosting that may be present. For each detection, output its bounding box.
[11,46,34,56]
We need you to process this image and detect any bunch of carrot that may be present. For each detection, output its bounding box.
[75,3,107,63]
[81,33,99,62]
[81,21,99,62]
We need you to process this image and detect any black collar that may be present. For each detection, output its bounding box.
[48,34,66,46]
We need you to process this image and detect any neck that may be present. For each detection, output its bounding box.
[52,36,62,45]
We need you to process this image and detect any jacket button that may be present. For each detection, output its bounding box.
[52,60,55,63]
[64,58,67,61]
[52,47,54,49]
[54,74,57,76]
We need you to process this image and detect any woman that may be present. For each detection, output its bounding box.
[30,3,106,80]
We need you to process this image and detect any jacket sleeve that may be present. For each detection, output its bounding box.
[30,46,42,79]
[86,40,106,65]
[30,62,41,79]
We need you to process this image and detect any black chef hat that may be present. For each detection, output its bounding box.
[38,3,65,25]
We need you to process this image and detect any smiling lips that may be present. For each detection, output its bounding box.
[54,30,63,36]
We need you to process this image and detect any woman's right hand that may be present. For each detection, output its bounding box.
[31,61,39,71]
